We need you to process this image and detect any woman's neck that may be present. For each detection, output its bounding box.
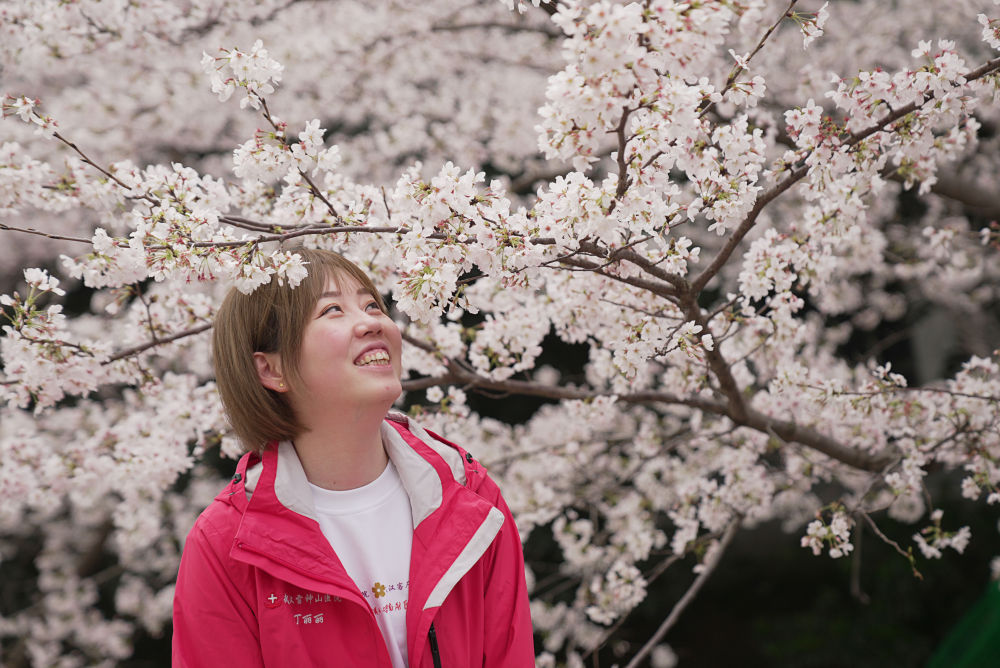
[292,407,389,491]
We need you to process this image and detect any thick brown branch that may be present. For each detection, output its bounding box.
[676,290,749,422]
[895,172,1000,219]
[739,405,895,471]
[402,356,894,472]
[401,374,457,391]
[557,254,680,300]
[401,331,438,354]
[430,21,562,39]
[609,246,690,291]
[76,520,114,578]
[610,106,635,211]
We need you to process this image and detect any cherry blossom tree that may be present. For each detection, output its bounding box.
[2,0,1000,665]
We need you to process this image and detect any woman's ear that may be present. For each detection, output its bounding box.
[254,352,287,392]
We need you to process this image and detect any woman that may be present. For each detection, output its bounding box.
[172,248,534,667]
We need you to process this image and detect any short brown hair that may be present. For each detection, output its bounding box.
[212,248,388,453]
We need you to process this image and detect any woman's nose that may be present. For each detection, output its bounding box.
[354,311,383,336]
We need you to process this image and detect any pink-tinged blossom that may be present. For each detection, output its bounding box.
[201,39,283,110]
[801,509,854,558]
[585,560,647,625]
[1,94,57,134]
[979,14,1000,49]
[499,0,550,14]
[797,3,830,50]
[914,511,973,559]
[1,94,37,122]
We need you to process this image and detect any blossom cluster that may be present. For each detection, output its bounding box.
[801,508,854,559]
[201,39,284,110]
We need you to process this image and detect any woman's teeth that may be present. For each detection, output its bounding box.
[356,350,390,366]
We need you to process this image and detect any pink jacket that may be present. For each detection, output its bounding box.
[172,415,534,667]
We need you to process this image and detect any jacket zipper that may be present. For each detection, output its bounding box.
[429,623,442,668]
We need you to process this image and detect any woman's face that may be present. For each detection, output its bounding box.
[288,274,403,417]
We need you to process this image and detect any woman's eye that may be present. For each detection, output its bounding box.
[320,304,342,316]
[366,301,381,311]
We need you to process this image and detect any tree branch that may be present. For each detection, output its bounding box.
[557,252,680,300]
[699,0,799,118]
[219,214,294,233]
[0,222,92,244]
[690,55,1000,295]
[186,225,401,248]
[740,405,895,471]
[624,520,740,668]
[609,105,636,212]
[583,552,685,663]
[596,245,689,292]
[430,21,562,40]
[52,132,157,205]
[402,359,895,471]
[896,172,1000,219]
[676,289,749,423]
[859,511,922,579]
[105,322,213,363]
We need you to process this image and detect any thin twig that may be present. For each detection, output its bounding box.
[699,0,799,118]
[859,511,922,580]
[624,520,740,668]
[583,552,684,662]
[105,322,213,363]
[797,383,1000,403]
[0,223,92,244]
[52,132,156,205]
[218,215,289,232]
[297,167,344,220]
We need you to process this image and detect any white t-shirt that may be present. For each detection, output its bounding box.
[309,460,414,667]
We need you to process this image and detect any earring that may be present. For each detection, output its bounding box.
[278,381,285,389]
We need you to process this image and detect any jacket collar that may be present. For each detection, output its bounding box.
[228,415,504,615]
[239,414,469,529]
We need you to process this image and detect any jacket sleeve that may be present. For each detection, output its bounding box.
[482,484,535,666]
[172,515,264,668]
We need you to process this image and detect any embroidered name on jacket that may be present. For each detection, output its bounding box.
[262,589,344,624]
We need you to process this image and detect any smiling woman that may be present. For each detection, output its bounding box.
[211,249,390,452]
[172,247,535,667]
